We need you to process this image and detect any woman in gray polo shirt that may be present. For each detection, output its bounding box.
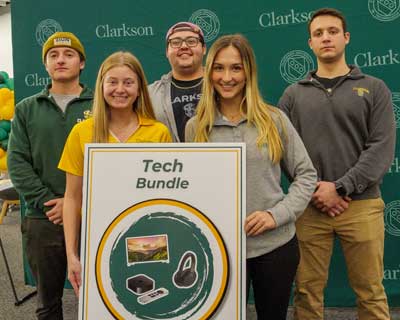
[185,34,317,319]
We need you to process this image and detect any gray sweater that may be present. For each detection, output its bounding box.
[185,109,317,258]
[148,72,180,142]
[279,66,396,199]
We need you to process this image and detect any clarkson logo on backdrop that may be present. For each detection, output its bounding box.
[189,9,220,42]
[368,0,400,22]
[384,200,400,237]
[388,157,400,174]
[392,92,400,129]
[259,8,313,27]
[279,50,314,84]
[388,93,399,175]
[384,264,400,281]
[353,49,400,68]
[96,23,154,38]
[35,19,63,46]
[24,73,51,87]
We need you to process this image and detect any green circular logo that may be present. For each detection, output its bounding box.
[95,199,229,319]
[280,50,314,84]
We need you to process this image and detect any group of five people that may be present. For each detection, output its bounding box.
[7,7,395,320]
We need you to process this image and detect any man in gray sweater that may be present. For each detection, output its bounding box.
[279,8,395,320]
[148,22,206,142]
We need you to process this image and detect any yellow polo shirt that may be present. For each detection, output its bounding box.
[58,116,172,176]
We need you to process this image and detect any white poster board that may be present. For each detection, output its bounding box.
[79,143,246,319]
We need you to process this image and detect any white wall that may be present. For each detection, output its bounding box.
[0,7,13,78]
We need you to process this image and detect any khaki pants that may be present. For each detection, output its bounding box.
[294,198,390,320]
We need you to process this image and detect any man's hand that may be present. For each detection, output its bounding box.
[44,198,64,224]
[326,196,352,217]
[244,211,277,236]
[312,181,351,217]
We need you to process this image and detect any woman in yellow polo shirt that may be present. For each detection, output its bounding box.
[58,51,172,296]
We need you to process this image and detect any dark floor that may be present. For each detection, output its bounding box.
[1,208,399,320]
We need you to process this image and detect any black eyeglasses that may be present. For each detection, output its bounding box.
[168,37,201,48]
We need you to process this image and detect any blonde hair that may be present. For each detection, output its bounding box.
[92,51,155,142]
[195,34,285,163]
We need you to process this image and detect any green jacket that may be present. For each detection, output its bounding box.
[8,85,93,218]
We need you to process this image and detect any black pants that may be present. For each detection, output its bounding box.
[22,217,67,320]
[247,236,300,320]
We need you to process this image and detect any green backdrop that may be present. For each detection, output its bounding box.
[11,0,400,307]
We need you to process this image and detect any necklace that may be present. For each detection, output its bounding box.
[171,78,203,90]
[109,114,139,143]
[223,112,243,123]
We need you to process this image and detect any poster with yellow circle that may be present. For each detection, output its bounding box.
[79,143,246,319]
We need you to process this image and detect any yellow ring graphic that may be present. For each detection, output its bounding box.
[95,198,229,319]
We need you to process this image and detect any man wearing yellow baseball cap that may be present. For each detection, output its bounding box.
[8,31,93,319]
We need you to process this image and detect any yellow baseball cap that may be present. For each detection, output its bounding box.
[42,32,86,62]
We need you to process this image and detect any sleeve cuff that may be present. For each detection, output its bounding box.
[266,203,293,228]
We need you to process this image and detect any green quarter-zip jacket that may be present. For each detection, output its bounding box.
[8,85,93,217]
[279,66,396,199]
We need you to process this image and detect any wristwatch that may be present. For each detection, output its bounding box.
[334,182,347,197]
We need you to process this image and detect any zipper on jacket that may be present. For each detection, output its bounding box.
[327,73,352,96]
[310,74,351,97]
[309,78,330,96]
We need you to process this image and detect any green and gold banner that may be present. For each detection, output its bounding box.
[11,0,400,307]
